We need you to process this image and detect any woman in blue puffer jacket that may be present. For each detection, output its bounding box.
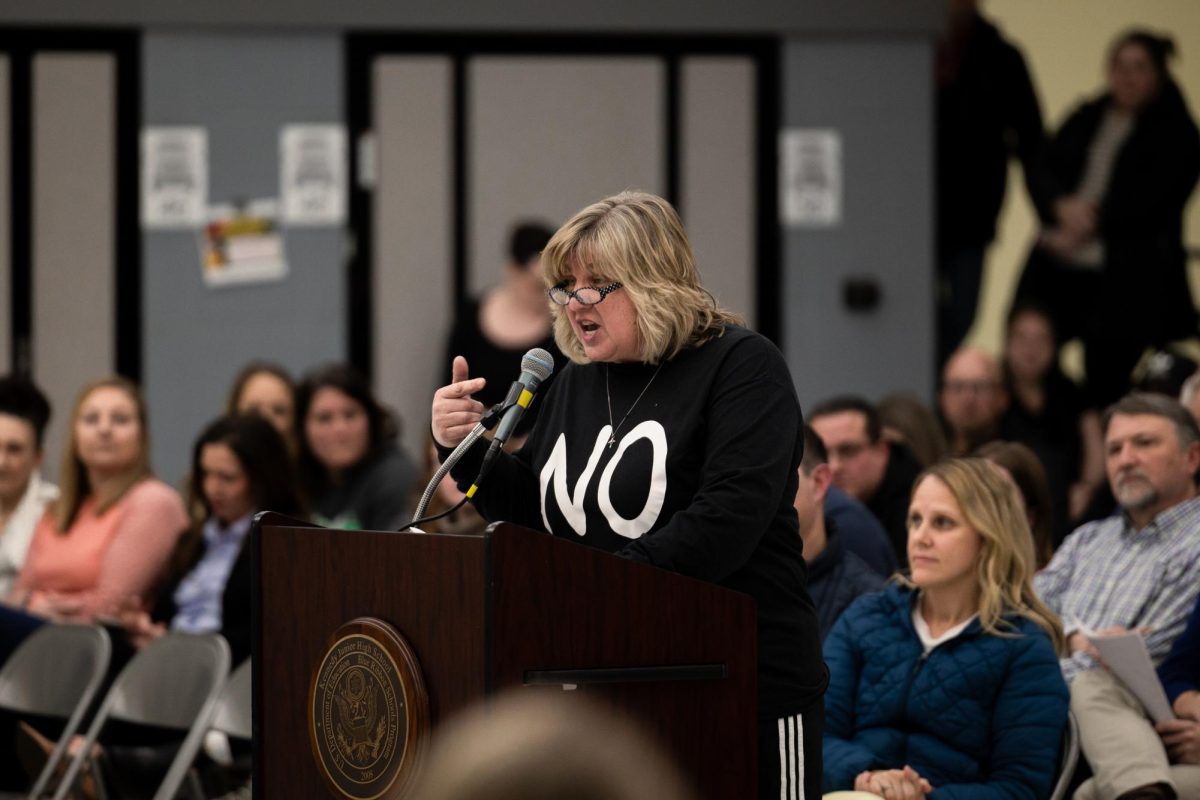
[824,458,1069,800]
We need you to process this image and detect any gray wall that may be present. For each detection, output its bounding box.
[783,37,935,410]
[143,32,344,485]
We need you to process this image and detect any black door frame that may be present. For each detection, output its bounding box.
[344,32,780,378]
[0,27,141,380]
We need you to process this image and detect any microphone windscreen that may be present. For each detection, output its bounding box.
[522,348,555,382]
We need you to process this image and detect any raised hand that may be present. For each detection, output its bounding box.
[431,356,487,449]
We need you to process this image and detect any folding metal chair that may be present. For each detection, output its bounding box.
[52,632,230,800]
[1048,711,1081,800]
[0,624,111,800]
[183,658,253,800]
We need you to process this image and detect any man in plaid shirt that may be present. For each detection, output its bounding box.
[1035,393,1200,800]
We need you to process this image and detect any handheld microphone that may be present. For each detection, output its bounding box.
[467,347,555,498]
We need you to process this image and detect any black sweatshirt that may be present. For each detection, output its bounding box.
[441,325,826,718]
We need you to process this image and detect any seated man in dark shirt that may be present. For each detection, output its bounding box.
[794,425,885,640]
[810,396,922,566]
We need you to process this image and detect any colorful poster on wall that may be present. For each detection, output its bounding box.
[142,126,208,229]
[780,129,842,227]
[280,124,347,226]
[200,199,288,288]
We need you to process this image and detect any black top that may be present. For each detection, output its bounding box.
[312,443,417,531]
[865,442,923,567]
[1002,368,1087,545]
[443,296,563,410]
[440,325,826,718]
[1036,83,1200,342]
[937,12,1051,250]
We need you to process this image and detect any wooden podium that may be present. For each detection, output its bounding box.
[251,513,758,799]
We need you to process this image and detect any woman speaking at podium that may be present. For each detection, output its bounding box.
[431,190,826,800]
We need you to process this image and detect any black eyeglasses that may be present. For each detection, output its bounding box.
[548,282,623,306]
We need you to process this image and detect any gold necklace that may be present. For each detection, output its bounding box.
[605,363,663,450]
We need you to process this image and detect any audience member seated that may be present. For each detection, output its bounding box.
[0,376,58,598]
[1015,30,1200,410]
[823,458,1068,798]
[939,346,1009,456]
[810,396,922,566]
[67,414,305,798]
[443,221,563,420]
[1179,370,1200,427]
[2,377,187,629]
[225,361,296,451]
[1034,393,1200,800]
[1002,301,1105,539]
[296,364,417,530]
[795,426,885,639]
[977,440,1056,568]
[1150,594,1200,794]
[824,485,898,579]
[877,392,949,468]
[1072,593,1200,800]
[115,414,304,667]
[414,690,694,800]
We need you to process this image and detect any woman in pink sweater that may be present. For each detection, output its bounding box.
[5,377,187,622]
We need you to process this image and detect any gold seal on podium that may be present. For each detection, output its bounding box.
[309,618,429,799]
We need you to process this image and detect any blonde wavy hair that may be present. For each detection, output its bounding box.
[541,190,742,364]
[903,458,1065,654]
[55,376,152,532]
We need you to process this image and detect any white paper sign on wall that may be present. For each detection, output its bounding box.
[142,126,208,229]
[780,129,842,228]
[280,124,348,226]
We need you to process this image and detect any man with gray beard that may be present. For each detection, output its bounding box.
[1035,393,1200,800]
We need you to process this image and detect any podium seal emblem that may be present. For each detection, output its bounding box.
[309,618,429,799]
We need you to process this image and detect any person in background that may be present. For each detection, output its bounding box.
[810,395,923,566]
[1002,300,1105,539]
[939,346,1008,456]
[225,361,296,450]
[795,425,885,640]
[1179,370,1200,428]
[414,691,694,800]
[0,376,57,598]
[877,392,949,469]
[823,458,1068,799]
[936,0,1050,363]
[1016,30,1200,409]
[116,414,304,667]
[296,364,416,531]
[444,221,563,419]
[4,377,187,625]
[1034,393,1200,800]
[977,440,1057,569]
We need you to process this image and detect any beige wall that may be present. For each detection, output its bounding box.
[970,0,1200,364]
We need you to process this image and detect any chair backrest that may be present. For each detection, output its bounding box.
[0,623,111,800]
[1048,711,1080,800]
[53,632,230,800]
[0,623,111,719]
[209,658,252,741]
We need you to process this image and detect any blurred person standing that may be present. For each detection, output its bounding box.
[1017,30,1200,409]
[444,221,563,422]
[937,0,1051,362]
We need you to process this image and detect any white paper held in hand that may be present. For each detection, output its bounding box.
[1085,629,1174,723]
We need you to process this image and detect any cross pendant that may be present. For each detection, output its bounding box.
[607,435,616,450]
